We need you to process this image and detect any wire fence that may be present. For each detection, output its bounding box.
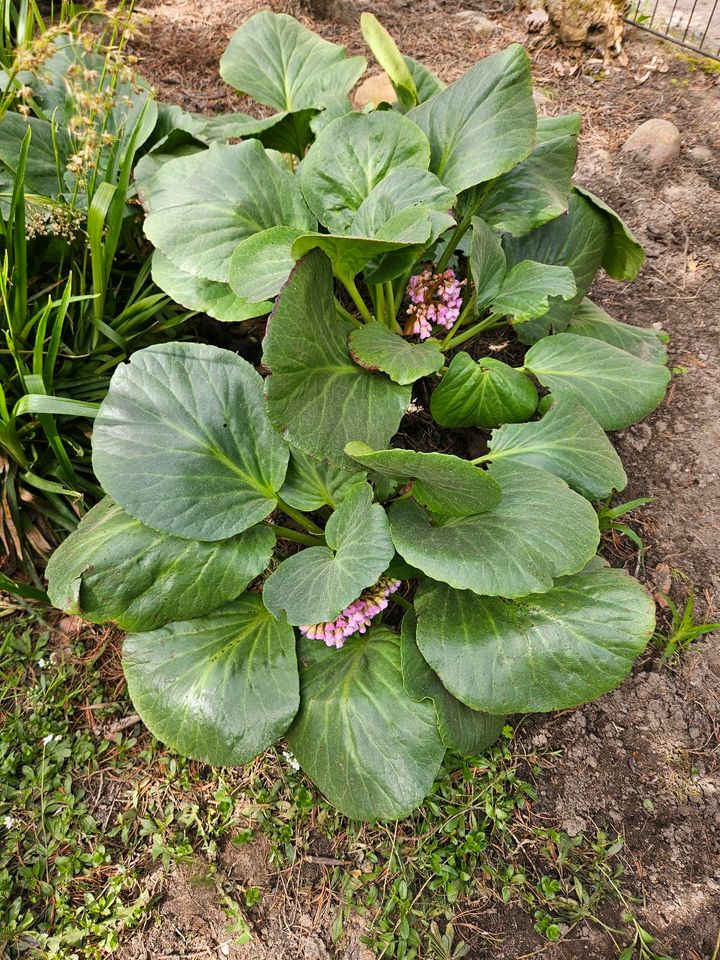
[625,0,720,61]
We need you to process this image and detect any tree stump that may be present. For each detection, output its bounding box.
[270,0,350,19]
[525,0,626,56]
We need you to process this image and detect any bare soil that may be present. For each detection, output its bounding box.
[121,3,720,958]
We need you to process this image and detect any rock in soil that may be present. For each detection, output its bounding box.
[454,10,497,35]
[689,144,713,163]
[622,118,682,172]
[353,71,396,109]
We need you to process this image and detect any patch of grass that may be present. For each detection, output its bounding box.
[597,496,654,557]
[0,614,152,957]
[653,590,720,662]
[0,611,666,958]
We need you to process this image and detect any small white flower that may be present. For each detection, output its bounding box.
[282,750,300,771]
[37,658,47,668]
[3,816,14,829]
[54,734,62,742]
[42,733,53,746]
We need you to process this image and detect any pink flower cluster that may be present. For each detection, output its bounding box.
[299,577,402,648]
[404,268,463,340]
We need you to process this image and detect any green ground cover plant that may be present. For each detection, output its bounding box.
[46,11,674,821]
[0,611,671,959]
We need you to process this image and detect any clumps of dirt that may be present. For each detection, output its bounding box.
[573,95,720,606]
[119,862,242,958]
[543,640,719,955]
[118,836,375,960]
[219,833,272,888]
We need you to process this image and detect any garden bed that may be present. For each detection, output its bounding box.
[98,2,720,957]
[1,1,718,957]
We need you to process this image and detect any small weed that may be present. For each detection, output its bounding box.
[654,590,720,662]
[597,496,654,555]
[618,913,676,959]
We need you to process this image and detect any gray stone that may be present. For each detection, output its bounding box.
[621,118,681,172]
[689,145,713,163]
[455,10,497,35]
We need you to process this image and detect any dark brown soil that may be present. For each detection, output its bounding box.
[122,3,720,958]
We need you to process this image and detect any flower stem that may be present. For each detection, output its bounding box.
[435,215,472,273]
[441,314,506,352]
[392,594,414,611]
[392,266,414,321]
[383,280,398,329]
[276,497,325,535]
[270,524,325,547]
[375,283,386,327]
[334,298,362,328]
[441,293,477,348]
[340,275,374,324]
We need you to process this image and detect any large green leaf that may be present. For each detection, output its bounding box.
[245,111,317,159]
[349,323,444,385]
[430,353,538,429]
[388,461,599,597]
[360,13,418,110]
[414,568,655,713]
[93,342,289,541]
[487,396,627,499]
[345,442,501,518]
[0,114,71,197]
[291,209,432,288]
[45,498,274,631]
[262,481,393,626]
[401,611,505,755]
[299,168,451,288]
[143,140,315,282]
[123,594,299,766]
[503,191,611,343]
[477,113,579,237]
[300,111,431,234]
[219,11,366,111]
[491,260,577,323]
[310,96,354,136]
[573,185,645,281]
[280,448,365,512]
[263,251,410,469]
[152,251,270,323]
[182,109,291,142]
[567,298,668,364]
[229,226,305,302]
[172,107,315,159]
[470,216,507,311]
[403,56,445,102]
[523,333,671,430]
[288,626,445,820]
[408,44,535,193]
[351,168,456,240]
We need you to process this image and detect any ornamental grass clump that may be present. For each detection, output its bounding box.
[47,11,672,821]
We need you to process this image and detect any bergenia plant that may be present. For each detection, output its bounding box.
[47,12,673,821]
